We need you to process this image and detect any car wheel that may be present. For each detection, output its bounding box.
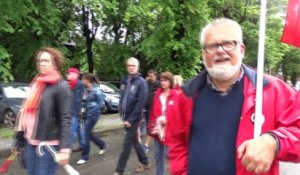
[4,109,16,127]
[102,103,109,114]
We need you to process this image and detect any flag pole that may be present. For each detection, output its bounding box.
[254,0,267,138]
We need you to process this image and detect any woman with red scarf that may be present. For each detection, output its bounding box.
[12,47,72,175]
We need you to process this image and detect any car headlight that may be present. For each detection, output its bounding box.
[111,97,119,104]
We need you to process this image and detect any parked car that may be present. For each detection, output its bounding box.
[98,82,120,113]
[106,80,120,89]
[0,82,29,127]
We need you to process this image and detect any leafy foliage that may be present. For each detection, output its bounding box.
[0,0,299,82]
[282,48,300,83]
[0,0,74,81]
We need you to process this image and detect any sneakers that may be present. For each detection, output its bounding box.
[76,159,87,165]
[98,149,106,155]
[140,144,149,154]
[99,143,109,155]
[135,163,150,173]
[113,172,123,175]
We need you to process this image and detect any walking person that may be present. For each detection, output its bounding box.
[173,75,183,90]
[166,18,300,175]
[77,73,107,165]
[114,57,149,175]
[66,67,85,152]
[12,47,72,175]
[140,69,160,153]
[148,71,179,175]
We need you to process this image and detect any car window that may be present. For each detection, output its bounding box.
[100,83,120,93]
[3,85,30,98]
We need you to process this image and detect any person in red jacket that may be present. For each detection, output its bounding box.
[166,18,300,175]
[148,71,179,175]
[173,75,183,90]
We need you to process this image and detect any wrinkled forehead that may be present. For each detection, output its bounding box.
[127,59,139,66]
[203,24,240,44]
[37,51,53,61]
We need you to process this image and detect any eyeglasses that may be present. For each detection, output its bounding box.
[203,40,238,54]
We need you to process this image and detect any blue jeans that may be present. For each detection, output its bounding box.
[153,140,168,175]
[139,109,148,136]
[25,144,58,175]
[71,114,85,148]
[81,113,106,160]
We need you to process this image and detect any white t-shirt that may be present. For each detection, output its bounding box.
[160,94,167,115]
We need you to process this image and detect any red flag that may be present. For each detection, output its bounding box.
[0,153,16,173]
[281,0,300,48]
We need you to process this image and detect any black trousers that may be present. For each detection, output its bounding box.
[115,122,149,173]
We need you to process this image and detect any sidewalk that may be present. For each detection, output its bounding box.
[0,113,123,153]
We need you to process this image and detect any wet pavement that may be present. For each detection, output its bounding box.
[0,129,167,175]
[0,113,299,175]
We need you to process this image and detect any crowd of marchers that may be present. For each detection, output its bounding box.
[11,18,300,175]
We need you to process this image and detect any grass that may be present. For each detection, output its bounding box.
[0,127,14,139]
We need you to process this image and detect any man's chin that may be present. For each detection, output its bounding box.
[207,63,241,81]
[207,68,237,81]
[211,74,234,81]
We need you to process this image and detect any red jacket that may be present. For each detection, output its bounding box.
[166,65,300,175]
[148,88,181,143]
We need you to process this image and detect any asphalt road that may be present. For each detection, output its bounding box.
[0,129,168,175]
[1,116,300,175]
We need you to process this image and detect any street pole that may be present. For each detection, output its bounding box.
[254,0,267,138]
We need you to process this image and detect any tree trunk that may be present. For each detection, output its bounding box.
[86,38,93,73]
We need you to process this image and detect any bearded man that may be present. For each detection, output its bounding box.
[166,18,300,175]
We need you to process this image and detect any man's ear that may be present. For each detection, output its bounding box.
[240,43,246,58]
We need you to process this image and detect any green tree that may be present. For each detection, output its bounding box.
[0,1,32,81]
[74,0,103,73]
[1,0,296,83]
[282,48,300,83]
[93,0,162,79]
[0,0,74,81]
[139,0,209,79]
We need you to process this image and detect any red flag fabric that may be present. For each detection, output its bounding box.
[0,153,16,173]
[281,0,300,48]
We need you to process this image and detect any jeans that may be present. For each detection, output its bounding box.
[71,114,85,148]
[81,112,106,160]
[153,140,168,175]
[25,143,58,175]
[116,122,149,173]
[139,109,149,136]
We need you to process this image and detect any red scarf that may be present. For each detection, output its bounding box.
[68,79,78,89]
[16,70,61,131]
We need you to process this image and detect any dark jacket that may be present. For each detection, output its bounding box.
[71,80,84,116]
[120,74,148,124]
[85,86,105,117]
[14,80,72,149]
[145,80,160,109]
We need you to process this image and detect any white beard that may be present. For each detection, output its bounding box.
[203,57,242,81]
